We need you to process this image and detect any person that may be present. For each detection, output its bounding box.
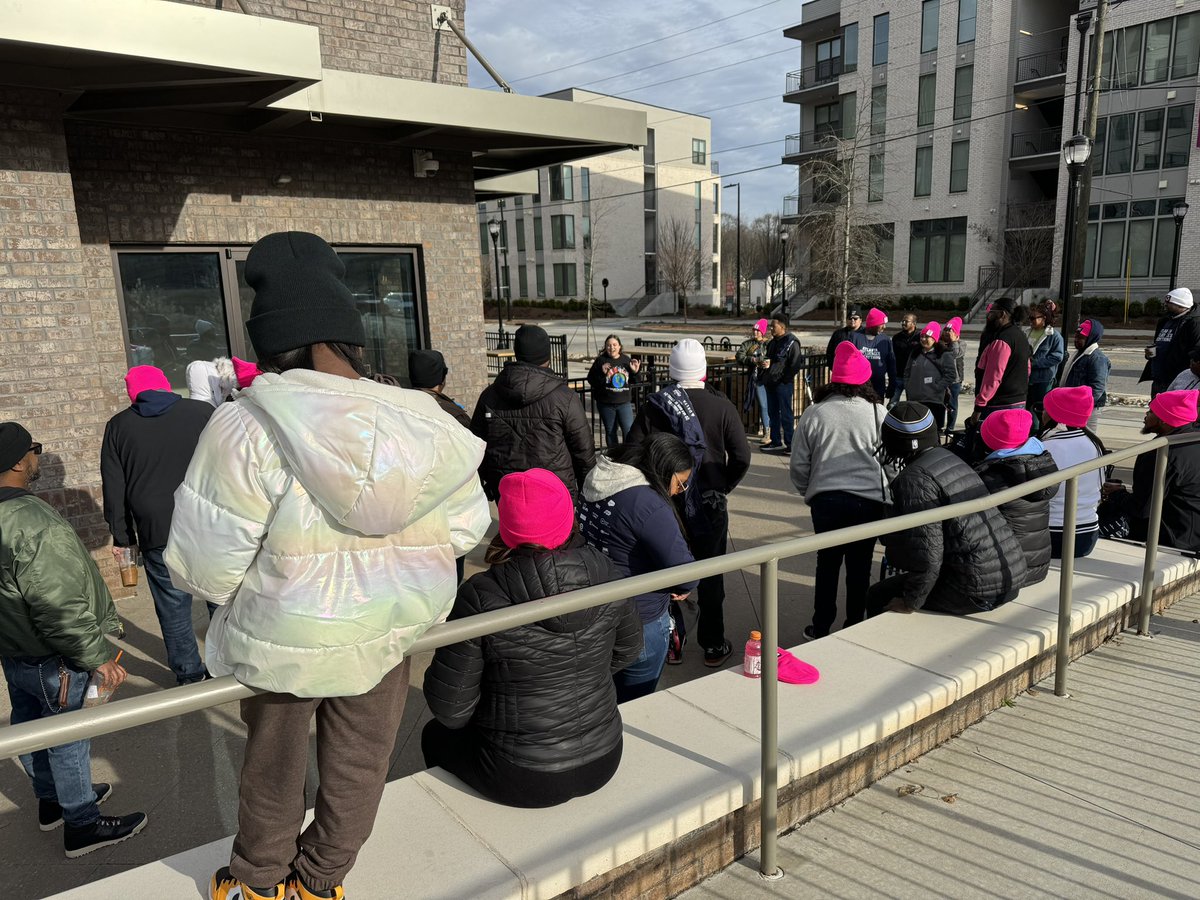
[0,422,148,858]
[941,316,966,435]
[100,365,214,685]
[1100,390,1200,552]
[579,433,697,702]
[1059,318,1111,431]
[967,298,1031,460]
[867,402,1028,616]
[736,319,772,441]
[409,349,472,429]
[891,313,922,402]
[165,231,491,900]
[1141,287,1200,397]
[627,340,750,666]
[790,342,888,640]
[973,408,1058,587]
[1167,347,1200,392]
[186,356,260,407]
[421,469,642,808]
[825,307,863,367]
[851,308,897,402]
[760,313,804,452]
[1040,386,1106,559]
[472,324,596,500]
[586,334,641,447]
[903,321,957,431]
[1026,301,1064,418]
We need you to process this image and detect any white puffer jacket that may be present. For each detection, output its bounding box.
[165,369,491,697]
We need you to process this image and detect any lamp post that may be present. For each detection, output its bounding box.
[1170,200,1190,291]
[601,277,609,316]
[724,182,741,316]
[487,218,506,347]
[1058,133,1092,338]
[778,227,790,317]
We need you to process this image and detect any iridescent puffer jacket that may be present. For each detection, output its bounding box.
[165,369,490,697]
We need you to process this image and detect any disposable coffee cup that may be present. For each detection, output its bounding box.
[1145,345,1157,359]
[117,546,138,587]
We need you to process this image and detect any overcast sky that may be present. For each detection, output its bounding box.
[464,0,798,221]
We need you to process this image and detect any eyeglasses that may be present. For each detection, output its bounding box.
[674,475,690,492]
[849,315,861,321]
[29,443,42,455]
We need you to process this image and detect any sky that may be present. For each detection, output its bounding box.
[464,0,798,221]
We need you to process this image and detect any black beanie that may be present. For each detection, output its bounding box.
[408,349,449,389]
[514,325,551,365]
[244,232,366,358]
[0,422,33,471]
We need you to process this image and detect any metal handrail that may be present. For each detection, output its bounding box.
[1010,126,1063,158]
[1015,48,1068,83]
[784,58,846,93]
[0,431,1188,881]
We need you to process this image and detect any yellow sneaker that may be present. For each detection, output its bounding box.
[209,867,284,900]
[284,873,345,900]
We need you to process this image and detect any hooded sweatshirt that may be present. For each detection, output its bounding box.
[165,370,491,697]
[1060,318,1111,406]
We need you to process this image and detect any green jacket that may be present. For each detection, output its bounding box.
[0,493,121,670]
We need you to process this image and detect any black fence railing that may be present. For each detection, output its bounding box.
[784,130,840,158]
[785,58,848,93]
[485,331,567,378]
[1010,127,1062,158]
[1015,48,1068,84]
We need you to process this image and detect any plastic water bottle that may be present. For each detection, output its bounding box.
[743,630,762,679]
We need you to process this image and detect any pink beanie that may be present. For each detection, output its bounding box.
[831,341,872,385]
[232,357,262,389]
[755,318,769,335]
[981,408,1033,451]
[946,317,963,338]
[1150,390,1199,429]
[921,321,941,342]
[1043,386,1093,429]
[864,308,888,329]
[125,365,170,403]
[498,469,575,550]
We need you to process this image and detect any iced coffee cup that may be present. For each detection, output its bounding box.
[116,546,138,587]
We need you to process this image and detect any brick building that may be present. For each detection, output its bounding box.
[0,0,643,589]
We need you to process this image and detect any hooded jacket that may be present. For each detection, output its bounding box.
[882,448,1028,613]
[579,456,698,623]
[472,361,596,499]
[422,536,642,772]
[903,347,956,406]
[973,438,1059,586]
[1028,326,1065,385]
[164,370,491,697]
[1141,306,1200,388]
[1061,320,1111,406]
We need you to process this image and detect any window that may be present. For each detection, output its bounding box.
[644,171,656,210]
[1105,113,1134,174]
[918,74,936,127]
[871,84,887,135]
[1134,109,1165,171]
[479,221,489,257]
[908,217,967,283]
[580,167,590,202]
[921,0,940,54]
[582,216,591,250]
[1174,13,1200,79]
[550,215,575,250]
[645,213,656,251]
[840,93,857,139]
[814,100,841,138]
[957,0,976,44]
[873,13,889,65]
[1164,103,1194,168]
[949,140,970,192]
[867,223,895,283]
[553,263,577,297]
[713,183,719,212]
[549,164,573,201]
[816,36,843,81]
[645,256,657,295]
[514,196,523,208]
[953,65,973,120]
[712,262,719,292]
[533,217,544,251]
[1144,20,1172,84]
[515,219,526,253]
[843,23,859,73]
[694,259,702,291]
[713,221,719,251]
[1094,103,1193,174]
[1081,198,1186,279]
[694,180,702,212]
[1097,212,1126,279]
[644,128,655,165]
[1111,23,1142,89]
[692,139,707,165]
[1092,119,1107,176]
[535,264,546,298]
[869,152,884,201]
[500,265,510,298]
[518,265,529,298]
[1155,214,1179,277]
[914,145,933,197]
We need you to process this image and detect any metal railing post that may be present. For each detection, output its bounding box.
[1054,477,1078,697]
[1138,444,1170,635]
[759,558,782,880]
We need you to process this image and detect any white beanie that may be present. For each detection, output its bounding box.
[1167,287,1194,310]
[669,338,707,384]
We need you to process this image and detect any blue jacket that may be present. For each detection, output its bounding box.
[1062,321,1110,406]
[1028,327,1065,385]
[851,332,897,399]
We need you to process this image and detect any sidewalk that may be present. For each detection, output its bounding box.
[682,593,1200,899]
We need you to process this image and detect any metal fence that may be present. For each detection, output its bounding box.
[1010,126,1062,159]
[485,330,568,378]
[1015,48,1068,83]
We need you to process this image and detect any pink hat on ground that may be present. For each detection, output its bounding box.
[981,408,1034,451]
[755,318,769,335]
[921,321,941,341]
[232,357,262,389]
[777,647,820,685]
[1043,386,1094,429]
[124,365,170,403]
[1150,390,1199,428]
[831,341,872,385]
[946,317,963,337]
[498,468,576,550]
[864,308,888,328]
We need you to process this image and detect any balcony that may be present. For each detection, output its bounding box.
[1010,127,1062,170]
[784,59,848,102]
[783,129,839,164]
[783,0,841,42]
[781,192,837,223]
[1014,49,1069,100]
[1005,200,1057,230]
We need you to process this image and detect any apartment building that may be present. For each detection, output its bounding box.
[477,90,721,316]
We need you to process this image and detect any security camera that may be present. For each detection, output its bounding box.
[414,149,440,178]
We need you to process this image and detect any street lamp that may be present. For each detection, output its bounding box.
[724,182,741,316]
[601,277,609,316]
[1170,200,1190,291]
[1058,133,1092,337]
[778,227,790,318]
[487,218,506,347]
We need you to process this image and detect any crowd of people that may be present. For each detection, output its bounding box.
[5,231,1200,898]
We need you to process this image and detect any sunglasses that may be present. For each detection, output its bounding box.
[850,315,862,321]
[29,443,42,455]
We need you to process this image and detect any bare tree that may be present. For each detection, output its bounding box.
[480,257,493,304]
[1000,203,1056,298]
[581,191,617,349]
[657,215,706,324]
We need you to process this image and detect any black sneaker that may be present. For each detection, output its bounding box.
[703,640,733,668]
[759,442,783,452]
[63,811,148,858]
[802,625,820,642]
[40,782,112,832]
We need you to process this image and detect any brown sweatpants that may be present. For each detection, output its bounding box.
[229,659,411,892]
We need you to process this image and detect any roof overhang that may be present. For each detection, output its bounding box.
[474,171,541,200]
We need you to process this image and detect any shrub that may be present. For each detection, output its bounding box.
[1144,297,1163,317]
[1127,300,1144,319]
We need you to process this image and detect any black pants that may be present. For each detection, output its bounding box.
[809,492,885,636]
[692,494,730,650]
[421,720,622,808]
[1051,529,1099,559]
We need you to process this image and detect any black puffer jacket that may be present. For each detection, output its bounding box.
[974,445,1059,587]
[422,538,643,772]
[472,362,597,499]
[884,448,1028,613]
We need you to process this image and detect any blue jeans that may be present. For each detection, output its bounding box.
[598,402,634,448]
[755,383,770,432]
[945,382,962,433]
[613,609,671,703]
[2,657,98,826]
[142,547,207,684]
[767,381,794,446]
